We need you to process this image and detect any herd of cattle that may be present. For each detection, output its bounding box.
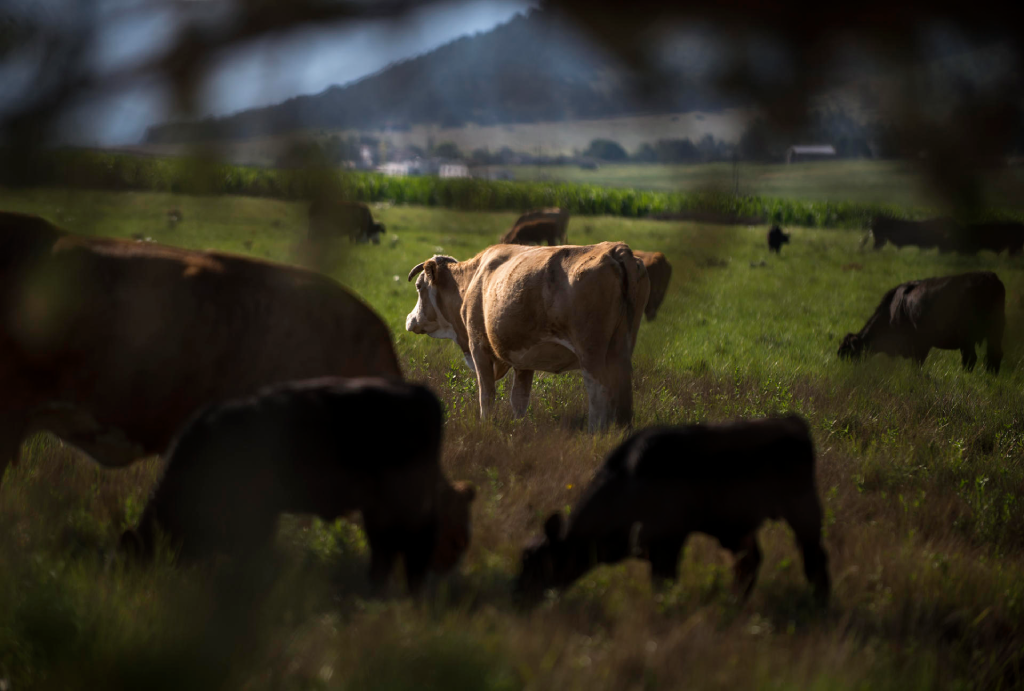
[0,201,1013,604]
[868,216,1024,255]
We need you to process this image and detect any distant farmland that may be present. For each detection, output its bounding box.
[505,160,1024,210]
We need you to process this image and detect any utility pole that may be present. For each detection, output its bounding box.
[732,150,739,196]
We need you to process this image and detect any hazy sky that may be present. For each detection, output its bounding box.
[60,0,537,145]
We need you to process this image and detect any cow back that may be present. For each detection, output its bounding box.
[3,227,402,461]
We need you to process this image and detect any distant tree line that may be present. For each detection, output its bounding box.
[275,103,1024,169]
[581,135,736,163]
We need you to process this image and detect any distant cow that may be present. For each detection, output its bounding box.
[0,212,402,485]
[124,378,475,594]
[406,242,649,431]
[516,415,830,605]
[767,225,790,253]
[870,216,954,251]
[838,271,1005,372]
[633,250,672,321]
[955,222,1024,256]
[501,208,569,246]
[309,199,385,244]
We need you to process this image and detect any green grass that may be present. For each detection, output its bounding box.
[508,160,1024,210]
[1,187,1023,689]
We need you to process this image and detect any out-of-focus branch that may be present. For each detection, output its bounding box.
[0,0,450,146]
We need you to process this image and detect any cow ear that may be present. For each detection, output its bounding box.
[544,512,564,541]
[423,258,438,284]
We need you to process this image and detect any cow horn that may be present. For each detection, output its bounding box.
[407,262,425,282]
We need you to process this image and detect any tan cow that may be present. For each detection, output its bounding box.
[633,250,673,321]
[500,207,569,246]
[0,211,402,484]
[405,242,649,431]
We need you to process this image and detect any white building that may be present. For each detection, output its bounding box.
[378,159,425,177]
[785,144,836,164]
[360,145,375,168]
[439,163,469,178]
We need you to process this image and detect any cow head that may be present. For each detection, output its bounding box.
[405,256,462,346]
[514,512,602,604]
[837,333,865,359]
[432,480,477,573]
[372,222,386,235]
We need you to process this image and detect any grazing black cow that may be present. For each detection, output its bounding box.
[309,199,385,244]
[123,378,476,595]
[956,222,1024,256]
[838,272,1005,373]
[516,415,830,605]
[870,216,954,251]
[767,225,790,253]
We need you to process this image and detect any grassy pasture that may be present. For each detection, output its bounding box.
[1,187,1023,689]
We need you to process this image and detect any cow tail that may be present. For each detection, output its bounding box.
[611,244,643,333]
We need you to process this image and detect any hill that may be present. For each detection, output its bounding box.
[144,10,743,144]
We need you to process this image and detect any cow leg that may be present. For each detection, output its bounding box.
[727,532,763,602]
[912,346,930,366]
[400,521,436,597]
[610,354,634,429]
[648,535,685,586]
[582,355,633,432]
[365,530,400,593]
[986,313,1005,374]
[960,345,978,372]
[785,497,831,606]
[581,370,611,432]
[470,347,497,420]
[510,369,534,418]
[0,415,26,486]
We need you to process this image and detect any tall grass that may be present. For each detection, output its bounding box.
[0,189,1022,689]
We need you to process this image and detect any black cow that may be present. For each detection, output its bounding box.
[123,377,476,595]
[516,415,830,605]
[870,217,954,252]
[956,222,1024,256]
[838,272,1005,373]
[309,199,386,244]
[767,225,790,253]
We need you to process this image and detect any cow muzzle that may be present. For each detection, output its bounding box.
[405,313,425,334]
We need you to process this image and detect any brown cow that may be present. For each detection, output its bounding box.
[633,250,672,321]
[308,198,385,244]
[124,377,475,595]
[500,207,569,246]
[405,242,649,431]
[516,415,830,606]
[0,211,402,484]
